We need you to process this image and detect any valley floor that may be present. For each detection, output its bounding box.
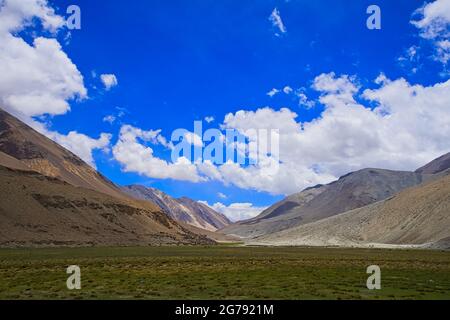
[0,246,449,300]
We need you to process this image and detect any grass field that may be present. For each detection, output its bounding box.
[0,245,449,300]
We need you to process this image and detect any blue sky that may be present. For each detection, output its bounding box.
[1,0,449,221]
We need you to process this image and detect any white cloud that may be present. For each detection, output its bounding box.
[397,46,421,74]
[112,124,204,182]
[184,131,203,147]
[204,116,215,123]
[103,115,116,124]
[217,192,227,199]
[103,107,127,125]
[398,45,419,63]
[267,88,280,97]
[297,93,313,108]
[312,72,358,96]
[117,109,126,118]
[283,86,293,94]
[210,73,450,195]
[406,46,418,60]
[0,0,110,169]
[436,39,450,64]
[269,8,287,35]
[268,85,316,108]
[48,131,111,168]
[411,0,450,67]
[411,0,450,39]
[108,72,450,196]
[100,74,118,90]
[374,73,388,85]
[269,86,295,97]
[296,91,315,109]
[201,201,267,222]
[0,0,65,34]
[0,31,86,119]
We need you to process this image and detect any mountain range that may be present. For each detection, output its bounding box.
[0,109,125,199]
[221,168,429,238]
[121,185,231,231]
[251,170,450,249]
[0,107,449,249]
[222,153,450,249]
[0,108,225,246]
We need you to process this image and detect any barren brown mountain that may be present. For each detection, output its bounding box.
[416,152,450,175]
[0,108,214,247]
[0,165,213,247]
[221,168,427,238]
[0,108,124,199]
[122,185,231,231]
[252,171,450,249]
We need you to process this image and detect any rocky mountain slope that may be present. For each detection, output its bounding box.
[222,168,427,238]
[252,171,450,249]
[0,108,124,199]
[415,152,450,175]
[121,185,231,231]
[0,108,214,247]
[0,165,213,247]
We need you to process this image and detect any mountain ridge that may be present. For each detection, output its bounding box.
[0,164,214,247]
[221,167,429,238]
[121,185,231,231]
[0,107,214,247]
[251,171,450,249]
[415,152,450,175]
[0,108,125,199]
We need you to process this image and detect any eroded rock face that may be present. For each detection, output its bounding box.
[0,108,216,247]
[222,168,425,239]
[253,172,450,248]
[0,165,215,247]
[0,108,125,200]
[415,152,450,175]
[121,185,231,231]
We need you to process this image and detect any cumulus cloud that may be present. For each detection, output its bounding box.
[103,107,127,125]
[411,0,450,39]
[411,0,450,67]
[213,73,450,194]
[269,8,287,35]
[436,39,450,64]
[217,192,227,199]
[109,72,450,196]
[48,131,111,168]
[100,74,118,90]
[0,2,86,118]
[398,45,419,63]
[0,0,111,168]
[296,93,310,107]
[283,86,293,94]
[112,125,204,182]
[267,88,280,97]
[313,72,358,96]
[217,73,450,194]
[204,116,215,123]
[0,0,65,34]
[103,115,116,124]
[402,46,419,61]
[200,201,267,222]
[296,91,315,108]
[267,85,316,108]
[397,46,421,74]
[184,132,203,147]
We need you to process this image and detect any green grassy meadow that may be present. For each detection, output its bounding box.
[0,246,449,300]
